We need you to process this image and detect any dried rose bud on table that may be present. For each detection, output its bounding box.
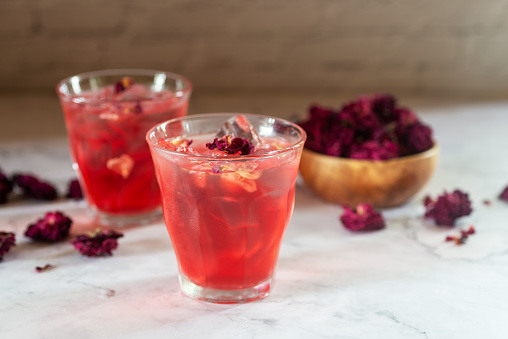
[339,203,385,232]
[71,229,124,257]
[25,211,72,242]
[499,186,508,202]
[0,232,16,262]
[12,173,57,201]
[424,190,472,227]
[66,179,83,200]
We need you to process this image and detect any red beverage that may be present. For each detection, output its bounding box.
[57,70,192,226]
[147,114,306,303]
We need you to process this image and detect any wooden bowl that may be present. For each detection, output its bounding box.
[299,145,439,208]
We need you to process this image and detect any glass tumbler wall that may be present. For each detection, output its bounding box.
[57,69,192,226]
[147,114,306,303]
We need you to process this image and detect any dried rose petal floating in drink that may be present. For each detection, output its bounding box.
[206,135,254,155]
[298,94,434,160]
[445,225,476,245]
[0,232,16,262]
[71,229,123,257]
[25,211,72,242]
[0,168,13,204]
[12,173,58,201]
[340,203,385,232]
[424,190,472,227]
[66,179,83,200]
[114,76,135,94]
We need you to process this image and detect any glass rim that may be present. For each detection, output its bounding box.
[55,68,193,101]
[146,113,307,161]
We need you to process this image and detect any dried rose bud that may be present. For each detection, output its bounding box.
[0,232,16,262]
[66,179,83,200]
[393,108,418,138]
[499,186,508,202]
[25,211,72,242]
[340,96,383,132]
[348,140,399,160]
[0,168,13,204]
[71,229,123,257]
[12,173,57,201]
[406,122,434,155]
[206,135,254,155]
[35,264,55,273]
[340,203,385,232]
[372,94,397,122]
[424,190,473,227]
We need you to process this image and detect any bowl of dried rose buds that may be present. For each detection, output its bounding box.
[298,94,439,208]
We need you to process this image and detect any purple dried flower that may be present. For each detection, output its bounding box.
[340,203,385,232]
[206,136,230,152]
[206,135,254,155]
[340,96,383,132]
[25,211,72,242]
[0,168,12,204]
[299,105,335,153]
[372,94,397,122]
[12,173,58,201]
[394,108,418,135]
[66,179,83,200]
[299,105,356,157]
[499,186,508,201]
[115,77,135,94]
[0,232,16,262]
[71,229,123,257]
[349,139,399,160]
[323,122,355,157]
[424,190,473,226]
[227,137,254,155]
[299,94,434,159]
[406,122,434,154]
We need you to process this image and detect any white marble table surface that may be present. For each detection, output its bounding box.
[1,101,508,339]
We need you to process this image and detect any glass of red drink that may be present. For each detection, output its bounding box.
[146,113,306,303]
[57,69,192,226]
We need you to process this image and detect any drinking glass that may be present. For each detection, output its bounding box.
[146,113,306,303]
[57,69,192,226]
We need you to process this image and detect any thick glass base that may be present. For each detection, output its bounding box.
[91,207,163,228]
[179,274,271,304]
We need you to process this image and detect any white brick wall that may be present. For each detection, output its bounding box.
[1,0,508,95]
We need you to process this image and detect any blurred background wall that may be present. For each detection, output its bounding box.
[1,0,508,97]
